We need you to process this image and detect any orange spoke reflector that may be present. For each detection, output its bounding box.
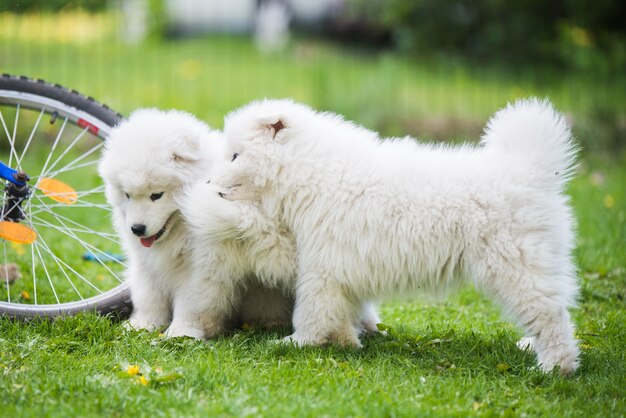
[0,221,37,244]
[38,178,78,204]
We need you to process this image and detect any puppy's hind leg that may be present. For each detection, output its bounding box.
[287,270,362,347]
[478,261,579,374]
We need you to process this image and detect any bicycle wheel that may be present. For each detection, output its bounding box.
[0,74,131,319]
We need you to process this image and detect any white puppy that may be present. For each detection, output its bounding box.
[168,181,382,342]
[98,109,294,334]
[205,98,580,373]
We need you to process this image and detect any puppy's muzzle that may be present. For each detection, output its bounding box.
[131,223,146,236]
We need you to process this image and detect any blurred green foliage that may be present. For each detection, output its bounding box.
[0,0,109,13]
[346,0,626,69]
[0,2,623,151]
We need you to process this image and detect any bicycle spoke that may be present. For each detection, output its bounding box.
[30,183,106,202]
[32,232,86,300]
[31,240,37,305]
[35,237,105,295]
[32,240,60,304]
[30,193,124,263]
[0,107,20,168]
[31,210,124,261]
[3,241,10,302]
[29,219,119,241]
[30,212,124,284]
[42,125,90,178]
[23,201,38,305]
[37,116,68,181]
[29,211,120,246]
[34,140,103,182]
[28,199,122,247]
[31,201,111,212]
[29,210,123,256]
[40,244,107,296]
[10,104,20,169]
[43,159,99,179]
[19,108,45,164]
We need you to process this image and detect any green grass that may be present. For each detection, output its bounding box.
[1,12,625,417]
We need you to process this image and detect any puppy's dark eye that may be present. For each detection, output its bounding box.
[150,192,164,201]
[125,193,130,199]
[231,153,239,162]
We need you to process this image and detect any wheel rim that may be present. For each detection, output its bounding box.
[0,88,126,309]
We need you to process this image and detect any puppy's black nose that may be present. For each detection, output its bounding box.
[131,224,146,236]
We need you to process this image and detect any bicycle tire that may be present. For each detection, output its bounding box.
[0,74,132,319]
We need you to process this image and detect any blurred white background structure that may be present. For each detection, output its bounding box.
[122,0,342,49]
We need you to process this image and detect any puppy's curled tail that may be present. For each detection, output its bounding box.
[481,98,578,191]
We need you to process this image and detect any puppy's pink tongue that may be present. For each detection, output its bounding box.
[140,236,157,248]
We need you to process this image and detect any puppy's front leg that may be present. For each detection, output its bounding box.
[125,270,171,331]
[286,269,362,347]
[166,277,240,339]
[358,302,381,335]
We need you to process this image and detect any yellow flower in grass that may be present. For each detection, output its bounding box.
[21,290,30,300]
[127,364,140,376]
[138,375,149,386]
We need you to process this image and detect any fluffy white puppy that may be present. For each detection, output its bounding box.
[98,109,293,333]
[167,181,382,342]
[206,98,580,373]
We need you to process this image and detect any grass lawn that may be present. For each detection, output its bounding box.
[1,12,625,417]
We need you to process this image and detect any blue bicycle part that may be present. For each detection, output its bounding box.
[0,161,26,186]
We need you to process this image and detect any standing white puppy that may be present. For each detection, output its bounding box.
[207,98,580,373]
[168,178,382,342]
[98,109,294,333]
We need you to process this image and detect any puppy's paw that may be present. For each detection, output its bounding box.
[122,320,138,332]
[359,314,381,336]
[280,333,320,347]
[360,320,382,336]
[329,327,363,348]
[124,315,165,332]
[517,336,535,351]
[357,302,381,336]
[164,323,205,340]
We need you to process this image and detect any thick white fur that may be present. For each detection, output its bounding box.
[98,109,294,335]
[207,98,580,373]
[170,180,381,343]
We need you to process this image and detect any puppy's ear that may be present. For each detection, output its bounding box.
[171,134,201,165]
[269,120,285,139]
[257,116,287,143]
[171,151,198,164]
